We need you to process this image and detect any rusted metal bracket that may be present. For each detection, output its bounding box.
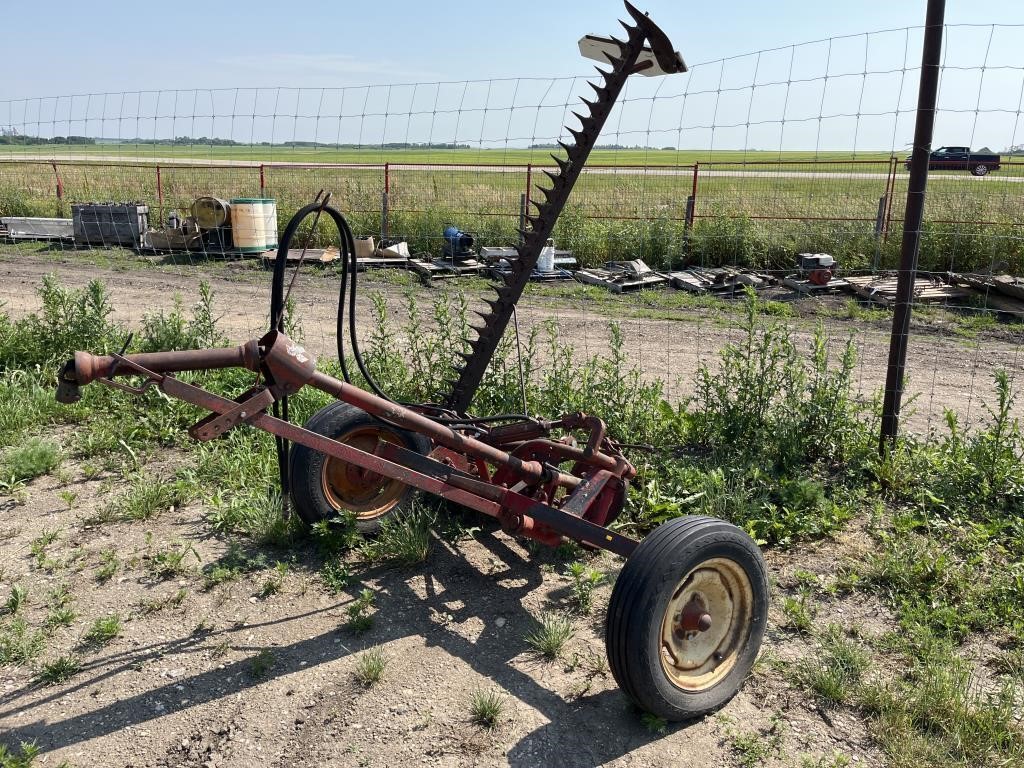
[188,386,276,441]
[561,470,614,518]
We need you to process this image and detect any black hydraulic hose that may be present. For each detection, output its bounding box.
[270,200,540,443]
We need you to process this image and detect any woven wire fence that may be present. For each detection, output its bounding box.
[1,22,1023,437]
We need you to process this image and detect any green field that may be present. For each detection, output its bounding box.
[1,146,1021,274]
[0,143,900,166]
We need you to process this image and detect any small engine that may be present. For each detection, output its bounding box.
[798,253,836,286]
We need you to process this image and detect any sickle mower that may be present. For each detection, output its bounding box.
[55,2,768,721]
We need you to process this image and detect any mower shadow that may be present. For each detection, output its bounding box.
[0,529,667,766]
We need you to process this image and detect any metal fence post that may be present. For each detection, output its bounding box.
[51,162,64,203]
[883,156,898,243]
[156,164,164,225]
[685,163,699,262]
[872,194,887,271]
[524,163,533,220]
[519,193,527,246]
[683,194,695,261]
[879,0,945,451]
[259,163,266,197]
[381,163,390,242]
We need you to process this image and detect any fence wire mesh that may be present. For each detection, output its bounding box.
[1,22,1023,438]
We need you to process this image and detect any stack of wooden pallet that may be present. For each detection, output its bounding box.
[575,260,669,293]
[948,273,1024,315]
[844,274,973,305]
[663,266,769,295]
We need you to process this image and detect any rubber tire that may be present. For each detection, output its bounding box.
[605,516,769,722]
[972,164,989,176]
[288,401,430,533]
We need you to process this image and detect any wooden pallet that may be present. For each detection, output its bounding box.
[667,267,769,295]
[949,273,1024,315]
[408,257,484,280]
[781,276,851,295]
[260,248,341,265]
[844,274,973,304]
[486,265,575,282]
[575,260,669,293]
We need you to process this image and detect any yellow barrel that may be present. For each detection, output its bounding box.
[230,198,278,252]
[192,197,230,229]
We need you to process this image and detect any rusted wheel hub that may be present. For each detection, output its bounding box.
[659,557,754,691]
[320,426,407,520]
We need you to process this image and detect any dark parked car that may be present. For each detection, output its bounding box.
[904,146,1001,176]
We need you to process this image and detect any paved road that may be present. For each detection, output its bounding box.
[2,153,1020,182]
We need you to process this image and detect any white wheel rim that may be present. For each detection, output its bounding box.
[659,557,754,691]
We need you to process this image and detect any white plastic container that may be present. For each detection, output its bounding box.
[538,238,556,272]
[230,198,277,252]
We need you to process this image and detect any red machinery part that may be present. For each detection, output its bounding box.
[57,331,639,556]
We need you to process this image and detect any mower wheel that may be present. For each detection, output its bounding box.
[605,516,768,721]
[289,401,430,533]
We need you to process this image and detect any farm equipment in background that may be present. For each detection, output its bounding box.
[782,252,849,294]
[799,253,836,286]
[55,2,768,722]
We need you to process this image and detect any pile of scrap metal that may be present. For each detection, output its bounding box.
[664,266,770,295]
[143,196,279,256]
[947,273,1024,315]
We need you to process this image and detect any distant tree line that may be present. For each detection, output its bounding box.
[0,133,472,149]
[0,134,95,145]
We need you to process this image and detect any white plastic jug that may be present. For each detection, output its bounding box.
[538,238,556,272]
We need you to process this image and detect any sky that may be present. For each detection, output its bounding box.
[3,0,1024,152]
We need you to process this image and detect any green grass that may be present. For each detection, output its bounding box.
[2,146,1020,273]
[1,274,1023,765]
[469,688,505,729]
[565,561,605,615]
[95,549,119,583]
[0,617,45,665]
[139,587,187,615]
[258,561,289,598]
[145,541,201,580]
[97,473,191,523]
[0,742,43,768]
[352,647,389,688]
[81,613,121,648]
[37,654,80,685]
[728,719,785,767]
[524,613,574,660]
[29,529,60,571]
[792,625,871,707]
[201,543,269,590]
[44,605,76,630]
[361,507,433,567]
[1,438,61,482]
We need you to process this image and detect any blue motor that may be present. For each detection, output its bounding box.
[442,225,475,259]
